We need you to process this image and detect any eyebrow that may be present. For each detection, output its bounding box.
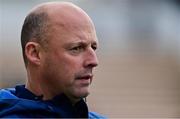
[64,40,98,48]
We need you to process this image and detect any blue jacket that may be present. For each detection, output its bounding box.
[0,85,105,118]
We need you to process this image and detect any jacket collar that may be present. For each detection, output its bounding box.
[15,85,88,118]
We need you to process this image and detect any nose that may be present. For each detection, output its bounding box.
[84,48,98,68]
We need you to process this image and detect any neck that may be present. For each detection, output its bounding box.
[25,80,43,97]
[26,81,81,104]
[26,67,81,103]
[25,67,44,98]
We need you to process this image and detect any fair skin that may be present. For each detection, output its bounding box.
[24,2,98,104]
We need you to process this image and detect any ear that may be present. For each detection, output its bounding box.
[25,42,42,66]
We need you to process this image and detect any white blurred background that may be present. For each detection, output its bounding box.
[1,0,180,118]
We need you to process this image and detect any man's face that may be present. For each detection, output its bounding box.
[40,17,98,101]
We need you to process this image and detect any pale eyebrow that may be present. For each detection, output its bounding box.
[63,41,85,49]
[64,40,98,48]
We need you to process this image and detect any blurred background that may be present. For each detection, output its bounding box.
[1,0,180,118]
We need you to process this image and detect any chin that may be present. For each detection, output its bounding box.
[81,92,89,98]
[74,90,90,99]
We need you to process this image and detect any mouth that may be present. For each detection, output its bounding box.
[75,74,93,86]
[75,74,93,81]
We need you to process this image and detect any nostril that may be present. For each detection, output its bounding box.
[84,48,99,68]
[84,56,98,68]
[86,63,97,69]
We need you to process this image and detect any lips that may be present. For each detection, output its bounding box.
[75,74,93,80]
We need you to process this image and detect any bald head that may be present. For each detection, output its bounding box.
[21,2,95,66]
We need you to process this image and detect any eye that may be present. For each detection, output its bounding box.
[70,46,84,54]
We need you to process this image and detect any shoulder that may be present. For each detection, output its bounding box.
[0,88,20,117]
[0,88,17,99]
[89,112,107,119]
[0,88,47,118]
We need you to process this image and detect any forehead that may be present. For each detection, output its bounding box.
[46,10,98,45]
[40,3,98,47]
[48,22,98,46]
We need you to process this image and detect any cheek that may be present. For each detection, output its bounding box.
[50,54,81,80]
[60,54,83,72]
[43,51,83,80]
[41,57,72,90]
